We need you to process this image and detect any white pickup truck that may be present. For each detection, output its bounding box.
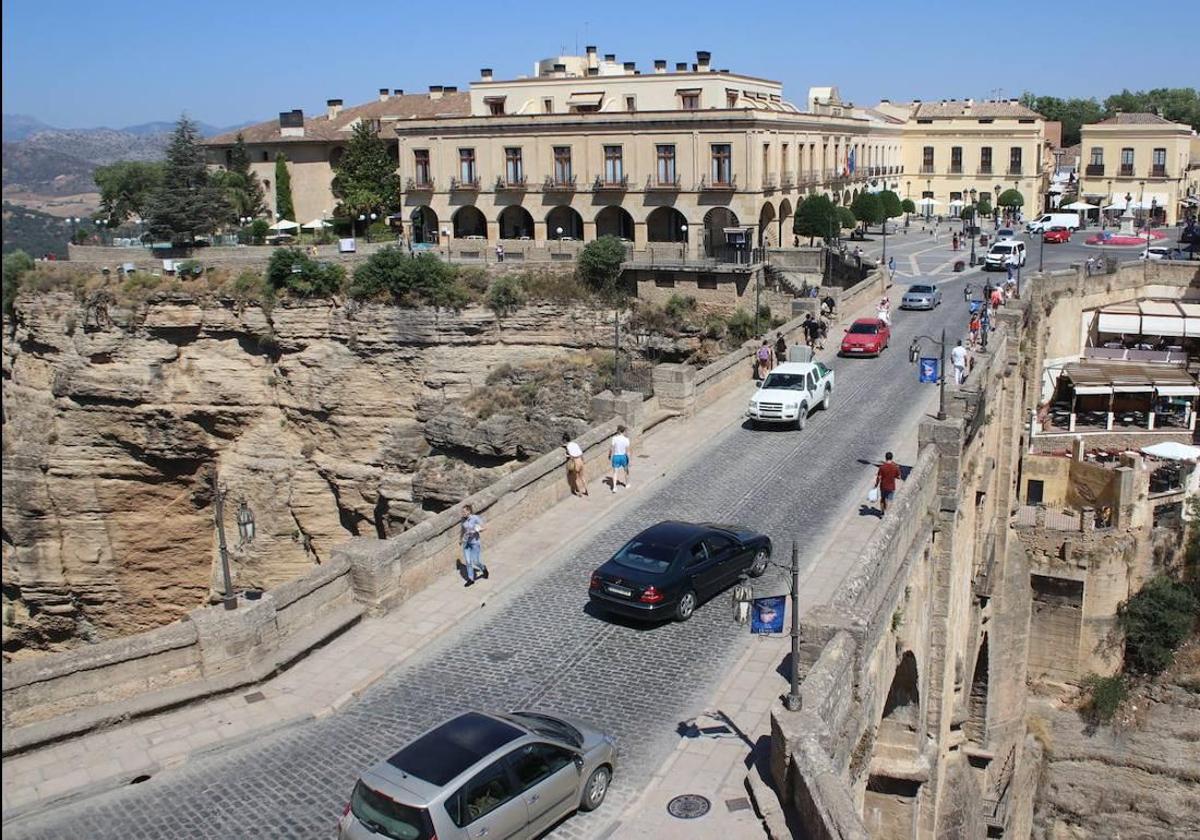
[746,361,835,430]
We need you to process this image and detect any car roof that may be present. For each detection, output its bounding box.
[766,362,818,375]
[906,284,934,290]
[634,520,711,544]
[851,318,886,325]
[374,712,527,796]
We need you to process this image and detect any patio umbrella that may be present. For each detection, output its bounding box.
[301,218,330,230]
[269,219,300,231]
[1062,201,1098,210]
[916,197,940,206]
[1141,441,1200,461]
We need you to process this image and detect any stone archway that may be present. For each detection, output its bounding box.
[879,651,921,749]
[965,634,989,743]
[758,202,777,247]
[498,205,534,239]
[646,206,689,242]
[702,207,740,256]
[778,198,793,246]
[452,205,486,239]
[409,206,438,244]
[595,206,634,240]
[546,206,583,240]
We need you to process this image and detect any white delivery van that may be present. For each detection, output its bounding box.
[1026,213,1080,233]
[984,240,1027,270]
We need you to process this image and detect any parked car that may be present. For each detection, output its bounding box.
[995,228,1016,241]
[1026,213,1081,233]
[337,710,617,840]
[1141,245,1190,261]
[983,240,1027,270]
[839,318,891,357]
[588,521,771,622]
[900,283,942,310]
[1042,226,1072,244]
[745,361,834,429]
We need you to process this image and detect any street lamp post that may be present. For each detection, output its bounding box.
[908,328,949,420]
[441,227,451,263]
[784,542,802,711]
[1145,198,1157,282]
[556,226,564,257]
[369,212,378,244]
[210,470,238,610]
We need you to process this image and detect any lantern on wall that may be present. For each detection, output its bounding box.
[236,500,256,545]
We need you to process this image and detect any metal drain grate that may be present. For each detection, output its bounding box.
[667,794,711,819]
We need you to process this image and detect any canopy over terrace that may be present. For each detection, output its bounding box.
[1053,362,1199,433]
[1090,299,1200,360]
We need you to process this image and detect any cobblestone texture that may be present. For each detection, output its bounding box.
[6,287,969,840]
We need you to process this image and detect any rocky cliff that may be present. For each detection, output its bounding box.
[2,291,614,656]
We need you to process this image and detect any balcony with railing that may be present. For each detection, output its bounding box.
[450,176,480,191]
[762,173,777,191]
[977,166,993,175]
[919,164,935,174]
[495,175,528,192]
[698,174,737,191]
[543,175,577,192]
[1085,164,1105,176]
[949,165,964,175]
[405,177,434,191]
[1151,165,1168,178]
[593,174,629,191]
[1007,166,1023,176]
[781,173,795,189]
[1119,164,1135,176]
[644,174,680,191]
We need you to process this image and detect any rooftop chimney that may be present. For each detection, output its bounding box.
[654,59,666,73]
[428,84,443,100]
[585,45,598,71]
[480,68,493,81]
[443,85,458,93]
[587,67,599,76]
[326,99,343,119]
[278,109,304,137]
[676,62,688,71]
[553,63,567,77]
[379,88,390,102]
[604,53,616,62]
[585,45,597,54]
[623,61,635,74]
[696,50,711,71]
[392,89,404,97]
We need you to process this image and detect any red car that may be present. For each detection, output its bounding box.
[840,318,891,357]
[1042,226,1071,244]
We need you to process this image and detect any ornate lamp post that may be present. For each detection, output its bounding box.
[441,227,451,263]
[556,225,564,256]
[210,471,238,610]
[908,329,949,420]
[968,188,978,266]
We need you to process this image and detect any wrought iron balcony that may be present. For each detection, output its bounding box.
[644,174,681,191]
[919,165,935,174]
[698,174,737,191]
[1085,164,1105,176]
[593,174,629,191]
[450,176,480,191]
[978,166,993,175]
[762,173,777,191]
[949,165,964,175]
[543,175,577,191]
[781,173,795,188]
[1119,164,1135,176]
[1007,166,1023,176]
[1151,165,1168,178]
[405,177,434,191]
[495,175,528,191]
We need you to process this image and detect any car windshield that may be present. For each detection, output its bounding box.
[991,245,1014,254]
[505,711,584,748]
[612,540,676,573]
[350,782,432,840]
[908,285,934,294]
[848,322,879,334]
[1049,227,1066,232]
[761,373,806,390]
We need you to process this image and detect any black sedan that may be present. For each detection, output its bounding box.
[588,521,771,622]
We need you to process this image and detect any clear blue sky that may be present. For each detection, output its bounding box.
[2,0,1190,129]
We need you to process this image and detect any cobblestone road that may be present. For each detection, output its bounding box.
[7,282,968,840]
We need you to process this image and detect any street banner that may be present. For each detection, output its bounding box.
[751,596,786,634]
[919,357,939,383]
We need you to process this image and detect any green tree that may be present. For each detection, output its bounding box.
[1104,87,1200,131]
[850,192,883,230]
[576,236,627,300]
[93,161,164,226]
[976,194,993,218]
[1019,93,1106,146]
[793,194,839,244]
[1118,576,1198,675]
[274,153,295,222]
[485,274,526,317]
[997,189,1024,209]
[266,247,344,297]
[960,204,977,225]
[219,133,267,219]
[878,189,902,221]
[901,198,916,214]
[331,122,402,226]
[3,249,36,315]
[145,116,232,244]
[837,206,856,231]
[347,248,463,305]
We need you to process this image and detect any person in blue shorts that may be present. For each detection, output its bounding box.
[609,425,631,492]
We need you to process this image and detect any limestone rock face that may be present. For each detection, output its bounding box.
[2,292,613,658]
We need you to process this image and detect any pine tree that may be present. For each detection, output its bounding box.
[331,122,401,222]
[275,153,295,221]
[145,115,231,244]
[228,133,267,218]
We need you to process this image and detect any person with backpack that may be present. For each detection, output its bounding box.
[774,332,789,364]
[802,314,820,350]
[755,340,774,379]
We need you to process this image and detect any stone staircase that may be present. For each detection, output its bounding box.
[765,264,820,297]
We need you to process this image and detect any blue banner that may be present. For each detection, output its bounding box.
[919,357,939,383]
[751,596,786,634]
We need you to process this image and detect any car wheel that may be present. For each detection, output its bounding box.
[749,548,769,577]
[580,766,611,812]
[674,590,697,622]
[822,388,833,410]
[796,406,807,431]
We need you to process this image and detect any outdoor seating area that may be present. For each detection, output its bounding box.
[1083,299,1200,364]
[1043,361,1199,433]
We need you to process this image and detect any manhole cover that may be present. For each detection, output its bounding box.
[667,794,711,819]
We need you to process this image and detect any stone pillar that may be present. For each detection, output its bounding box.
[534,220,548,244]
[590,390,645,431]
[633,220,647,249]
[583,220,597,243]
[487,220,500,244]
[188,598,279,678]
[1071,435,1085,462]
[1106,411,1114,430]
[652,363,697,416]
[1147,411,1156,430]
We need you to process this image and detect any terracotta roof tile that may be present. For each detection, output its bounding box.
[204,92,471,146]
[1094,112,1175,125]
[911,101,1043,119]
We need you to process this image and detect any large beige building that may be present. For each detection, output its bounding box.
[1077,112,1200,225]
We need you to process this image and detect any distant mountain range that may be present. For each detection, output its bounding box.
[2,114,243,143]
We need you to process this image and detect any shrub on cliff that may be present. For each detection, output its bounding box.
[3,249,36,314]
[266,248,344,297]
[348,248,470,308]
[1118,575,1199,675]
[486,274,526,317]
[576,236,628,300]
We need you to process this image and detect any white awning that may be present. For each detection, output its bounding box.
[1142,441,1200,460]
[1141,315,1186,337]
[1156,385,1200,397]
[566,91,604,107]
[1073,385,1111,395]
[1113,384,1154,392]
[1098,313,1140,333]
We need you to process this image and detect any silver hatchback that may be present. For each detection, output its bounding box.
[900,283,941,310]
[337,710,618,840]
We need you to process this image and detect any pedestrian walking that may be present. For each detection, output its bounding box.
[874,452,903,516]
[969,313,981,347]
[609,424,631,492]
[887,255,896,280]
[755,340,774,379]
[817,316,828,349]
[774,331,788,364]
[459,504,487,586]
[951,340,968,385]
[563,436,589,497]
[802,314,820,350]
[990,285,1003,312]
[495,243,505,262]
[952,232,959,251]
[963,282,973,303]
[876,297,891,326]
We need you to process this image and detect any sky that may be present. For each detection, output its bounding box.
[2,0,1194,129]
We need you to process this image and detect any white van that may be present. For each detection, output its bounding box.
[984,240,1026,270]
[1026,213,1079,233]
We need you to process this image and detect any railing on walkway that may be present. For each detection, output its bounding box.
[982,745,1017,831]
